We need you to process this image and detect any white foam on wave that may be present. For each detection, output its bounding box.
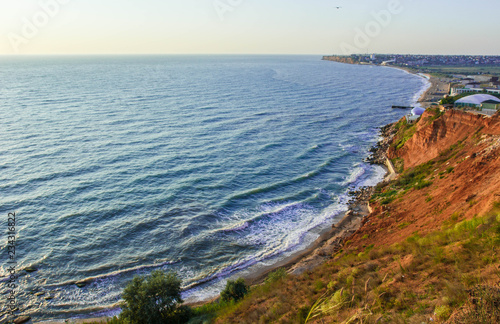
[342,163,365,186]
[339,142,354,152]
[218,220,250,232]
[183,199,349,303]
[359,164,386,187]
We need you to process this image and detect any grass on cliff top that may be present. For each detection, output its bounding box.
[211,202,500,324]
[391,118,417,150]
[306,202,500,324]
[370,160,435,205]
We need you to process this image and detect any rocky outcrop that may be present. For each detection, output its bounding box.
[366,123,398,165]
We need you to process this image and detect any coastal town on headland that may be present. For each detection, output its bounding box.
[323,54,500,69]
[324,54,500,120]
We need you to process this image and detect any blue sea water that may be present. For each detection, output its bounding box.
[0,55,428,320]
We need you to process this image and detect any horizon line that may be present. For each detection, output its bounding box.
[1,53,500,57]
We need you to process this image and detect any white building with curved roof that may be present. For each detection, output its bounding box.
[455,94,500,108]
[411,107,426,116]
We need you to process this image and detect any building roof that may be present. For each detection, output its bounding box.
[455,94,500,106]
[482,100,500,105]
[411,107,426,116]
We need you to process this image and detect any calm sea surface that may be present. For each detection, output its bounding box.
[0,55,427,320]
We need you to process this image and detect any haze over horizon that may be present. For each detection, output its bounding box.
[1,0,499,56]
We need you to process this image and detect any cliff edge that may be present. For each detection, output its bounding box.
[354,109,500,247]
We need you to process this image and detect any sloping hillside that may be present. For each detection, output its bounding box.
[355,109,500,247]
[207,109,500,324]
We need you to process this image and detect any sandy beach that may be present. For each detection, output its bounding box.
[390,66,450,107]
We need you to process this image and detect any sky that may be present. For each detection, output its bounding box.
[0,0,499,55]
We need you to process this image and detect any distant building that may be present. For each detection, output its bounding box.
[465,82,481,89]
[455,94,500,109]
[450,87,481,96]
[450,87,500,96]
[381,59,396,66]
[490,81,500,88]
[411,107,426,116]
[481,100,500,111]
[406,107,426,124]
[406,114,420,124]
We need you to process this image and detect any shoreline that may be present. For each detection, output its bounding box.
[33,61,435,324]
[243,64,439,287]
[385,65,448,106]
[34,144,397,324]
[246,123,399,281]
[35,140,396,324]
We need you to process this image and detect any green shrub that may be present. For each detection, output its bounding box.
[381,197,395,205]
[434,305,451,320]
[391,157,405,173]
[393,122,417,150]
[415,180,433,190]
[265,268,287,284]
[120,270,191,324]
[220,278,249,303]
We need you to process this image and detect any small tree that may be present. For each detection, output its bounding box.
[264,268,287,284]
[120,270,191,324]
[220,278,249,303]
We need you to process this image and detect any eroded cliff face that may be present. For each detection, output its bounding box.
[353,110,500,247]
[390,110,500,169]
